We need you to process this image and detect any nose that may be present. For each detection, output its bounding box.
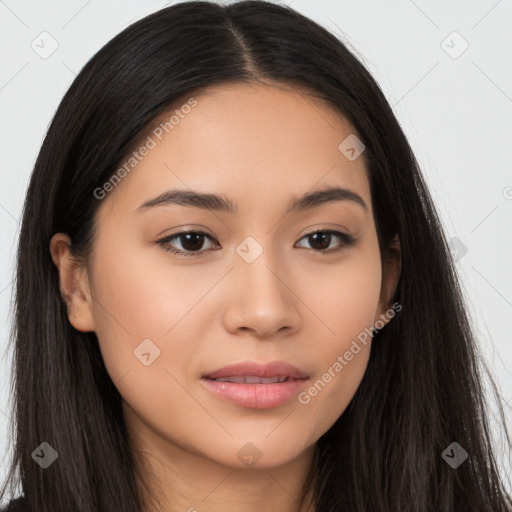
[222,248,301,340]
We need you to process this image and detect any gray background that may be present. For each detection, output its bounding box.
[1,0,511,500]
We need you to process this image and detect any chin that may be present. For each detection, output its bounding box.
[202,437,312,470]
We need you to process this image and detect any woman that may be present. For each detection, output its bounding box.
[1,1,511,511]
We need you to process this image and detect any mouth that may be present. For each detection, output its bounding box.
[205,375,293,384]
[200,361,309,409]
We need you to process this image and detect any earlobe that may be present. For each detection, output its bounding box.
[49,233,96,332]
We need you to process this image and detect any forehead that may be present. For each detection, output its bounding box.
[98,81,371,220]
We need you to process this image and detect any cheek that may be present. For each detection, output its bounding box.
[87,238,208,447]
[302,240,382,341]
[295,249,382,428]
[297,342,371,435]
[87,231,210,387]
[90,226,229,333]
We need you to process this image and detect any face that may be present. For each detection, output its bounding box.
[51,81,400,472]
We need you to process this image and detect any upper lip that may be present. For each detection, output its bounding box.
[202,361,309,380]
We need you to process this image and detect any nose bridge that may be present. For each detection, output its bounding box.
[223,234,300,337]
[235,234,288,303]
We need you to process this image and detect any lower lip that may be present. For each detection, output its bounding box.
[201,377,309,409]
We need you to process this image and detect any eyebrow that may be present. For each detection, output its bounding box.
[136,186,368,214]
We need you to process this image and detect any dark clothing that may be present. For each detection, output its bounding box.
[1,497,28,512]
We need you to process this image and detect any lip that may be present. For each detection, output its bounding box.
[201,361,309,409]
[203,361,309,380]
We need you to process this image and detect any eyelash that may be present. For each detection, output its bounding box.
[156,229,357,257]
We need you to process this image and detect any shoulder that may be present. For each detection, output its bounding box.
[1,497,29,512]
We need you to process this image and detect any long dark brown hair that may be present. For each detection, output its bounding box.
[1,1,511,511]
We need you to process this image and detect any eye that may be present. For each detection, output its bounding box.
[156,229,357,257]
[157,230,219,257]
[294,230,357,254]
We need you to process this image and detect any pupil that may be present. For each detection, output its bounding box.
[310,232,330,250]
[182,233,204,251]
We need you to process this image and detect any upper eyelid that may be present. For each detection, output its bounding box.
[161,230,217,243]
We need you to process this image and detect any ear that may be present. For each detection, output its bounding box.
[49,233,96,332]
[375,233,401,325]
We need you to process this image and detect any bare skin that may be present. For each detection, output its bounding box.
[50,81,401,512]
